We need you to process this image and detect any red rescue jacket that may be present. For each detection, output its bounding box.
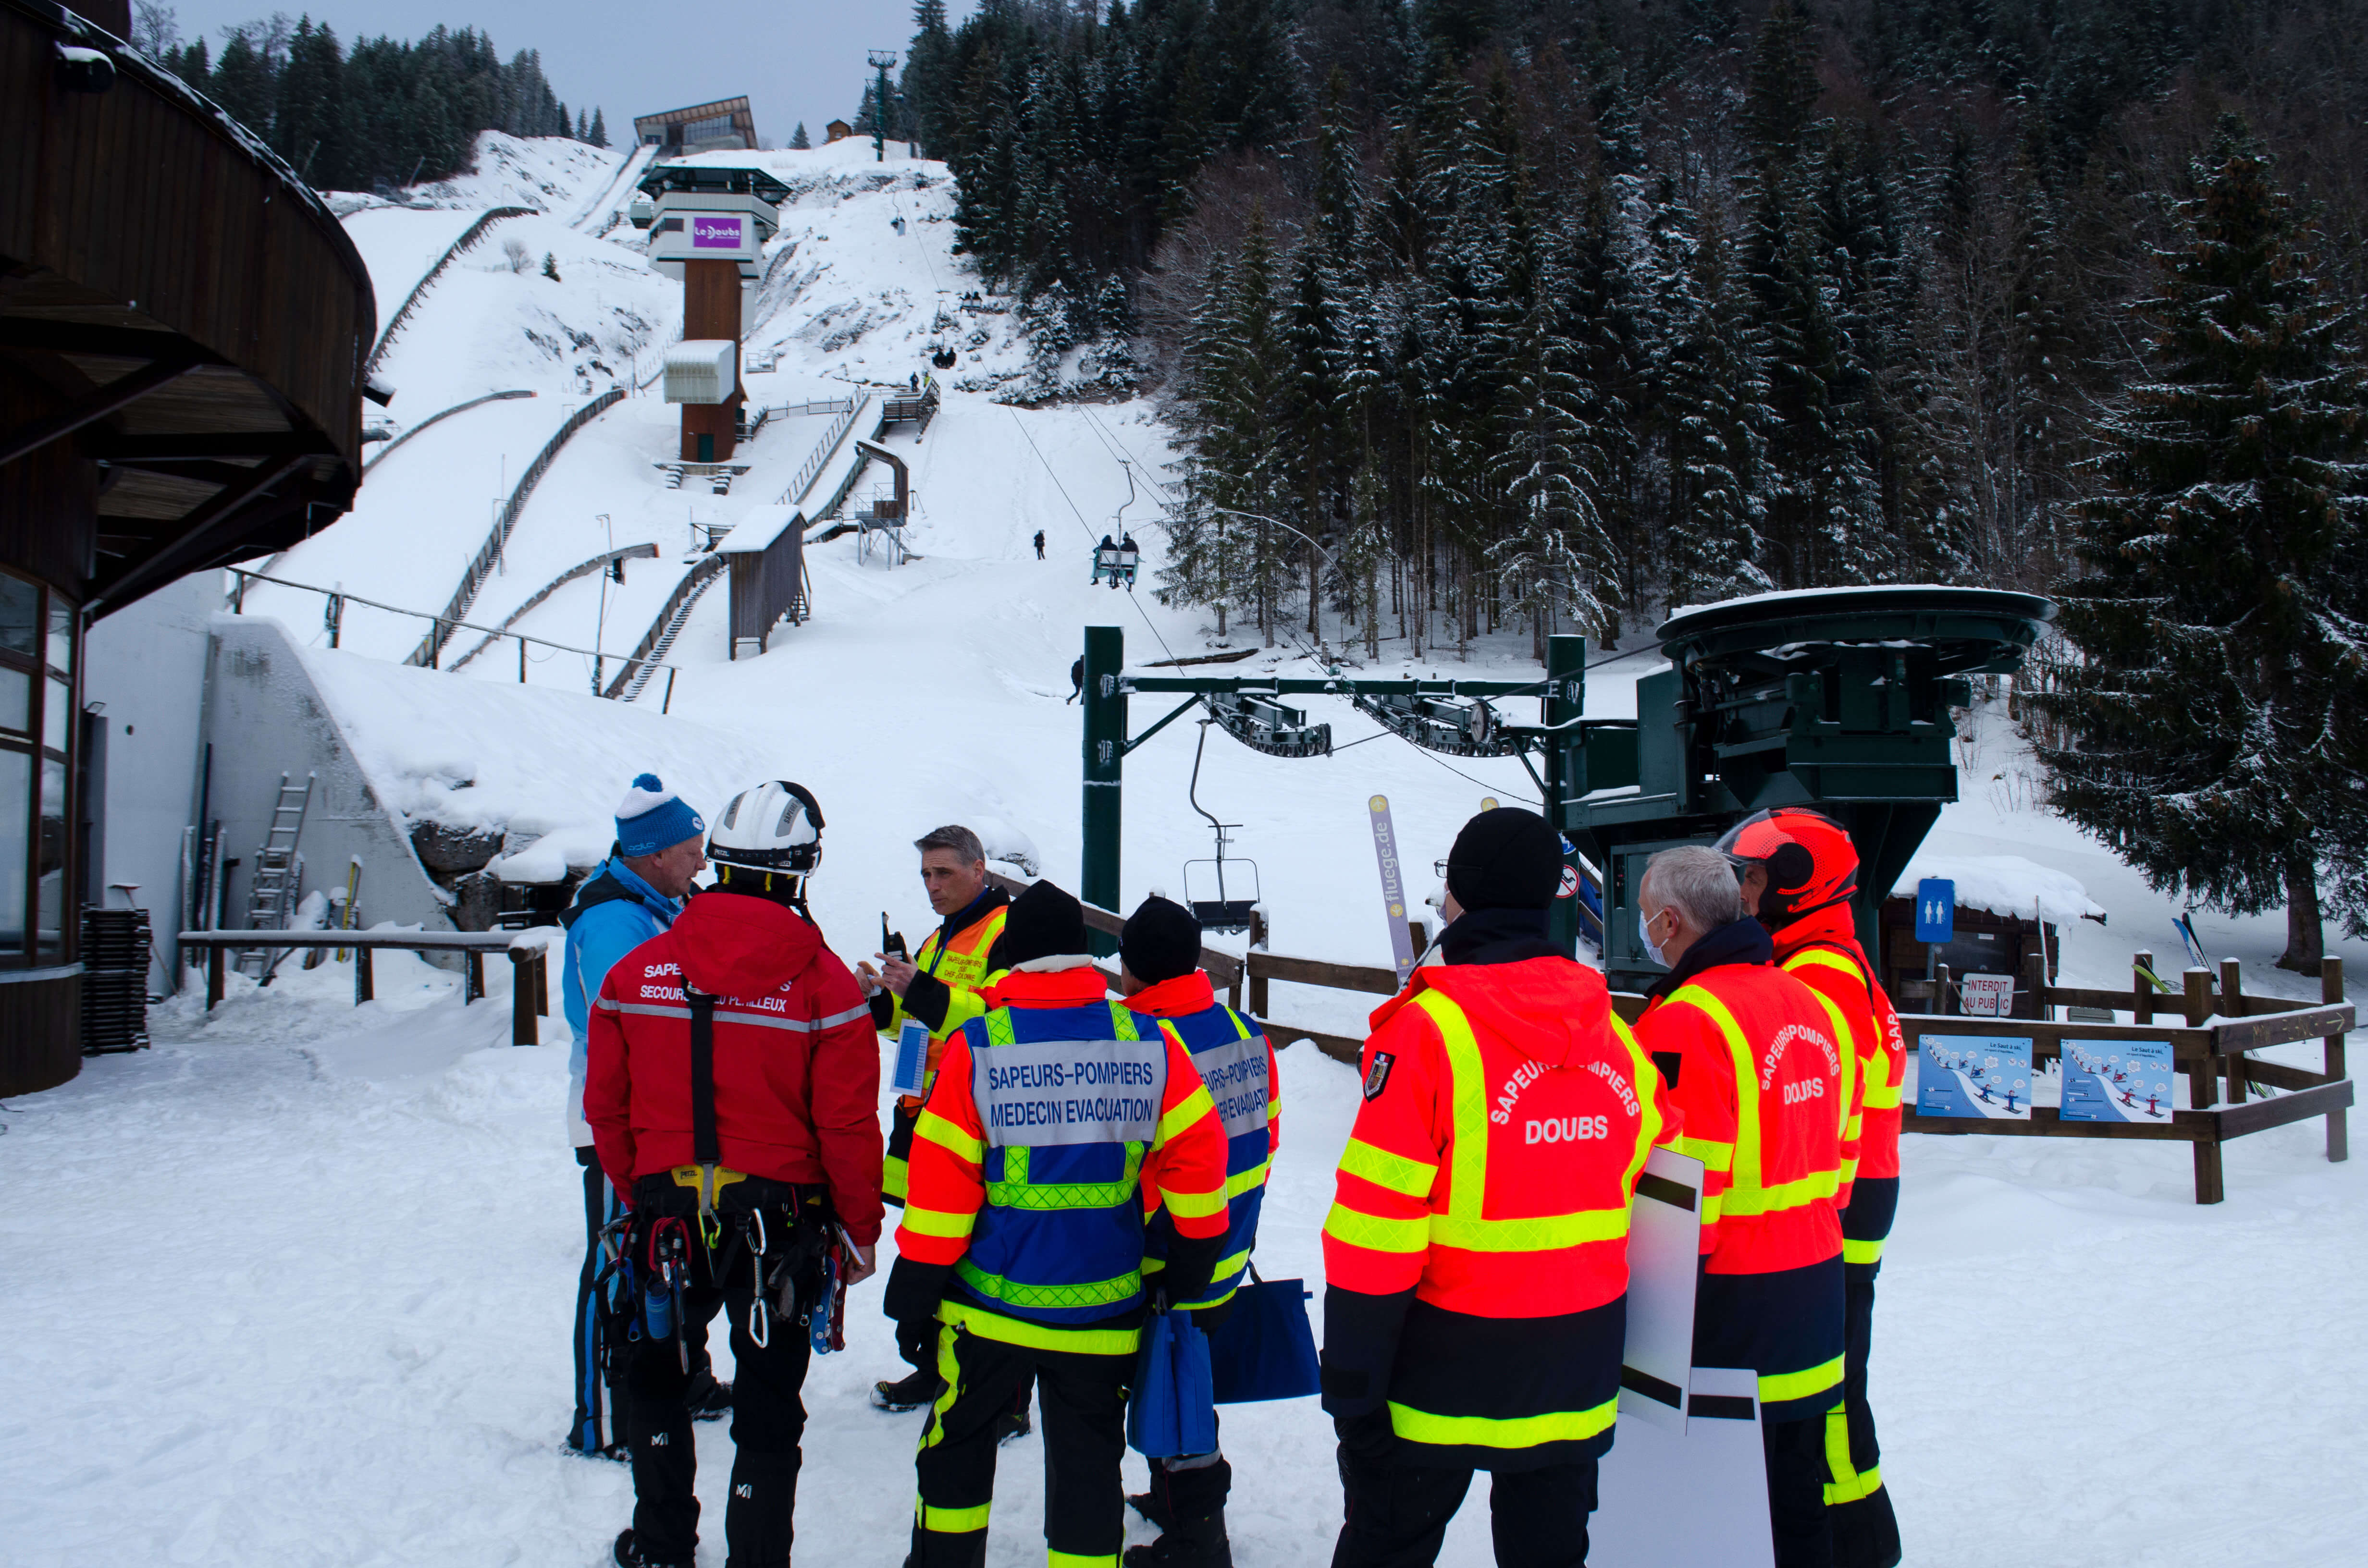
[1772,907,1905,1186]
[585,890,886,1246]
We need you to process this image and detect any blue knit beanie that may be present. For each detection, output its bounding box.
[615,773,705,859]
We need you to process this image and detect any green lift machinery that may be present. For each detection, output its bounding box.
[1077,585,2051,984]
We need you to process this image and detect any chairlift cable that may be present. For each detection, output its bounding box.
[1010,412,1182,666]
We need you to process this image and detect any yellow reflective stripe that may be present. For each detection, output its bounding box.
[883,1153,911,1202]
[1823,1405,1884,1503]
[1785,948,1866,981]
[1842,1237,1886,1265]
[1162,1184,1227,1220]
[914,1109,983,1163]
[1672,1136,1733,1173]
[1323,1202,1428,1253]
[1225,1159,1271,1199]
[1667,985,1761,1194]
[919,1501,991,1533]
[1803,988,1859,1145]
[1721,1168,1840,1216]
[919,1321,964,1452]
[900,1203,976,1240]
[1157,1084,1216,1147]
[1612,1014,1663,1202]
[1699,1191,1723,1225]
[1387,1396,1618,1448]
[1339,1137,1437,1199]
[937,1298,1139,1356]
[1863,1080,1903,1110]
[1048,1554,1120,1568]
[1432,1206,1630,1250]
[1413,992,1492,1233]
[1759,1355,1845,1405]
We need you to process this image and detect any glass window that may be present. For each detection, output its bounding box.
[43,677,69,753]
[46,596,73,675]
[0,575,33,660]
[0,667,25,734]
[0,749,26,954]
[35,756,63,955]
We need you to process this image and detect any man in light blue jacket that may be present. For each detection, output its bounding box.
[563,773,711,1459]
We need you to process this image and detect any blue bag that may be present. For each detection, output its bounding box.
[1207,1273,1321,1405]
[1127,1310,1219,1458]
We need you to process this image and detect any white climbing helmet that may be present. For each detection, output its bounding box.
[709,780,825,876]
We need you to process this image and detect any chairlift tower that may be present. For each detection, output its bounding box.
[868,51,898,163]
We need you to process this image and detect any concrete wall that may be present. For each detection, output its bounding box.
[197,616,455,962]
[84,574,213,992]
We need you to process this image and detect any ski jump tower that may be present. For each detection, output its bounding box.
[638,163,789,463]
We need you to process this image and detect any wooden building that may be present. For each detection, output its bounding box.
[825,119,853,144]
[633,97,758,154]
[1,0,374,1092]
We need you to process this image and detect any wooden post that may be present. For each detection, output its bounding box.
[535,950,550,1017]
[2134,951,2154,1027]
[465,950,485,1004]
[2024,950,2051,1021]
[509,950,538,1045]
[2184,967,2223,1205]
[207,944,224,1009]
[355,945,374,1006]
[1935,963,1951,1017]
[2324,956,2348,1164]
[2220,958,2247,1102]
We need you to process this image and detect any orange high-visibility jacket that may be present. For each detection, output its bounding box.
[1636,957,1855,1422]
[1774,909,1905,1268]
[1321,956,1669,1467]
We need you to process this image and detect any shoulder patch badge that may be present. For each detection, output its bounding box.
[1363,1051,1395,1102]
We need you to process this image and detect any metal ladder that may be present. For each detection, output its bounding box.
[236,773,314,978]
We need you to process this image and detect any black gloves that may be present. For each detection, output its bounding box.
[897,1316,937,1368]
[1158,1229,1225,1314]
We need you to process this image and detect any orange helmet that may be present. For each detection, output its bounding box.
[1714,808,1859,928]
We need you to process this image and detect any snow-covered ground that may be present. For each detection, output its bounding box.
[10,134,2365,1568]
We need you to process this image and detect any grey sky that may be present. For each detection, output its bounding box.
[158,0,974,149]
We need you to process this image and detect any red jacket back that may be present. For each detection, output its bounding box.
[585,890,886,1246]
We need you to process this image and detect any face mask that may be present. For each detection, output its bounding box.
[1639,908,1669,968]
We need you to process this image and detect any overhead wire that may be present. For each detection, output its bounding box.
[1010,411,1183,667]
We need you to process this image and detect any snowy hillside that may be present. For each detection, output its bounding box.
[7,135,2364,1568]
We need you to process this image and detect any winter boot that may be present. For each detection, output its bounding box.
[687,1367,734,1422]
[1127,1490,1174,1534]
[871,1366,946,1412]
[1122,1506,1232,1568]
[614,1528,693,1568]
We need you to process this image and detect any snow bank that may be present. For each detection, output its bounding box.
[294,641,793,878]
[1895,852,2106,926]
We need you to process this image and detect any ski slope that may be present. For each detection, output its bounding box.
[6,134,2365,1568]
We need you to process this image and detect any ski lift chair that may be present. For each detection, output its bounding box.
[1182,721,1262,933]
[1116,535,1140,588]
[1092,537,1125,588]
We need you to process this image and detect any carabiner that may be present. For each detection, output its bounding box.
[748,1208,767,1258]
[748,1292,770,1349]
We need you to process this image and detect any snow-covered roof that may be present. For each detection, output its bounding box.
[1892,853,2105,926]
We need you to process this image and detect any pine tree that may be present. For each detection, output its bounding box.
[790,121,811,150]
[2029,128,2368,970]
[210,31,275,137]
[271,18,343,184]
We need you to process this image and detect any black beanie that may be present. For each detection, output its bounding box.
[1122,896,1203,986]
[1445,807,1564,911]
[989,879,1088,969]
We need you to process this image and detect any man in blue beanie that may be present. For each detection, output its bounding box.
[562,773,719,1459]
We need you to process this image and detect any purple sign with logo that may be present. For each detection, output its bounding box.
[691,215,746,250]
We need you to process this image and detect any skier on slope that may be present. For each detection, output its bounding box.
[561,775,728,1461]
[1034,529,1047,560]
[587,781,883,1568]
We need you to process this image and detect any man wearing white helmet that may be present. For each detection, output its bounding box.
[586,781,886,1568]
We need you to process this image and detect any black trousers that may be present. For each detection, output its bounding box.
[572,1149,629,1453]
[1333,1445,1596,1568]
[1828,1264,1901,1568]
[627,1262,812,1566]
[910,1322,1131,1568]
[1764,1416,1835,1568]
[1144,1409,1229,1522]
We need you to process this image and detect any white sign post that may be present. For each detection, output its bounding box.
[1368,795,1417,986]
